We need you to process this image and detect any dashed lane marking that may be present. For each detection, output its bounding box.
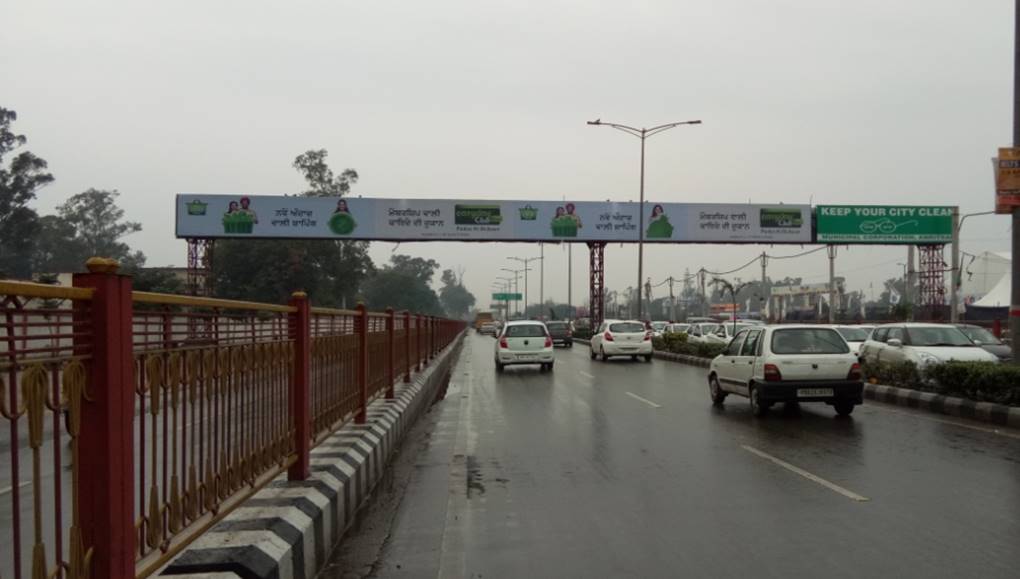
[741,444,870,502]
[579,371,595,379]
[625,392,662,408]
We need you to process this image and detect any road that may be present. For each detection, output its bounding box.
[322,333,1020,579]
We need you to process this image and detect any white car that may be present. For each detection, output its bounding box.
[494,321,555,372]
[831,325,874,356]
[859,323,1001,367]
[589,319,653,361]
[665,323,690,335]
[704,322,758,346]
[708,325,864,417]
[650,321,669,338]
[686,322,721,344]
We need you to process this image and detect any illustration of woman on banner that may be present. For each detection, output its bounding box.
[646,204,674,239]
[551,203,582,237]
[329,198,358,235]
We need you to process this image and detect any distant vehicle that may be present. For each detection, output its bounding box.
[859,323,1001,367]
[650,321,669,338]
[494,321,555,372]
[474,312,494,331]
[954,324,1012,362]
[831,325,875,356]
[589,319,653,362]
[704,322,758,346]
[708,325,863,416]
[687,322,721,344]
[665,323,690,335]
[686,317,715,324]
[544,321,574,348]
[479,322,499,336]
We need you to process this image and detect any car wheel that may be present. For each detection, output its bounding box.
[548,362,555,371]
[567,342,573,348]
[644,354,653,362]
[600,347,609,361]
[589,348,597,360]
[834,401,855,417]
[496,361,504,373]
[631,354,638,361]
[709,375,726,406]
[749,385,767,417]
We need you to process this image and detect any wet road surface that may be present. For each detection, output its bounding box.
[322,333,1020,578]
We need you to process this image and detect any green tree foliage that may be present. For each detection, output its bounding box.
[361,255,442,314]
[0,107,52,278]
[212,149,374,305]
[32,189,143,272]
[439,269,476,320]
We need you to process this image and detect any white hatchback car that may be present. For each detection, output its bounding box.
[708,325,864,416]
[494,321,555,372]
[589,320,653,361]
[858,323,1000,367]
[686,322,722,344]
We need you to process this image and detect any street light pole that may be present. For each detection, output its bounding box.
[509,255,543,319]
[950,210,996,324]
[587,117,701,320]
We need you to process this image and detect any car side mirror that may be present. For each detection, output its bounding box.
[887,338,902,348]
[973,340,983,346]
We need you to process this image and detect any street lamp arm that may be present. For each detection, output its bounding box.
[645,120,702,137]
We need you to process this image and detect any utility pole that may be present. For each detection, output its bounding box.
[682,268,692,320]
[539,243,545,319]
[950,209,962,323]
[760,252,768,322]
[828,245,837,323]
[1012,0,1020,362]
[699,268,708,317]
[668,276,676,321]
[644,277,652,320]
[567,243,573,320]
[907,245,916,321]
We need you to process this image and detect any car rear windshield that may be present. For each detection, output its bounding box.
[835,327,870,342]
[770,328,850,355]
[545,322,568,330]
[906,326,974,347]
[609,322,645,333]
[505,324,547,337]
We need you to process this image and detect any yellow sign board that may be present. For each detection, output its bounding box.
[995,147,1020,213]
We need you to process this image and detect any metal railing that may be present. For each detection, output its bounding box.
[1,259,466,579]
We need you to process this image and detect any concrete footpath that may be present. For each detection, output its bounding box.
[577,338,1020,429]
[160,333,464,579]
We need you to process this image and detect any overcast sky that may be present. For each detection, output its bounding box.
[2,0,1015,311]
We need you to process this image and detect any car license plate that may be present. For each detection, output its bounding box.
[798,388,833,397]
[517,354,536,360]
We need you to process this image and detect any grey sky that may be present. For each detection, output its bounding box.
[2,0,1014,310]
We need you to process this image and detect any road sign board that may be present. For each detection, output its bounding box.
[816,205,953,244]
[994,147,1020,214]
[492,293,523,301]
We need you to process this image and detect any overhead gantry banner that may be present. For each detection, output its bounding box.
[176,194,812,244]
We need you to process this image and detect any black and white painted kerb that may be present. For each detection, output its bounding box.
[160,334,464,579]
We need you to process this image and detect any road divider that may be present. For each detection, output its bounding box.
[741,445,869,503]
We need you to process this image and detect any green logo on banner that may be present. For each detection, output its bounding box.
[455,205,503,226]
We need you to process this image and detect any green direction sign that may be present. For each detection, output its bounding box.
[492,292,523,301]
[816,205,954,244]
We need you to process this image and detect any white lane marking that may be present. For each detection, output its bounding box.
[0,480,31,496]
[865,404,1020,440]
[625,392,662,408]
[741,445,869,502]
[579,371,595,379]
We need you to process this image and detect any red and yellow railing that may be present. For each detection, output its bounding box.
[0,258,466,579]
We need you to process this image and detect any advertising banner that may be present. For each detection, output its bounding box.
[816,205,953,243]
[176,195,812,244]
[994,147,1020,214]
[492,293,522,301]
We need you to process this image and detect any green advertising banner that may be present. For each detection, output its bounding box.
[492,292,523,301]
[816,205,954,243]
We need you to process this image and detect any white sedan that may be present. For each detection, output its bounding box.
[494,321,555,372]
[859,323,1000,367]
[589,320,653,361]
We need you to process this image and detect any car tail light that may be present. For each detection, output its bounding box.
[644,331,652,341]
[847,362,862,381]
[499,337,509,349]
[544,336,553,348]
[604,331,614,342]
[567,328,573,337]
[764,363,782,382]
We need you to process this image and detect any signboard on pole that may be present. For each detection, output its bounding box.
[176,195,812,244]
[994,147,1020,214]
[816,205,953,243]
[492,293,523,301]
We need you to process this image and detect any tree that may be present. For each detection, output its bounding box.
[292,149,358,197]
[33,189,143,272]
[361,255,442,314]
[0,107,52,278]
[439,269,476,320]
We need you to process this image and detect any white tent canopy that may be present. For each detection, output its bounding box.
[972,269,1011,308]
